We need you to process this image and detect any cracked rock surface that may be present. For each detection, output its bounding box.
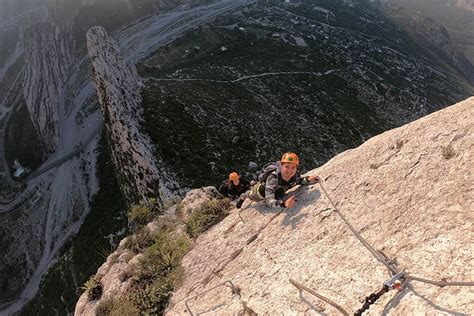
[86,26,182,206]
[167,97,474,315]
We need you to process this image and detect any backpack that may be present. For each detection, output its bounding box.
[258,162,280,184]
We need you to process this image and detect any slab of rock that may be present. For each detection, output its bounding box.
[167,97,474,315]
[23,20,73,153]
[86,26,181,206]
[74,187,221,315]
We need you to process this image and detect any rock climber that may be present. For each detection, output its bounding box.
[236,152,320,209]
[218,172,251,200]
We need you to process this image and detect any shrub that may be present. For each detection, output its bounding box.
[95,244,115,261]
[186,199,231,238]
[135,230,191,283]
[121,230,190,315]
[396,139,404,149]
[81,277,102,301]
[129,277,174,314]
[122,227,155,253]
[96,297,139,316]
[110,299,140,316]
[128,198,162,229]
[174,201,184,221]
[442,144,456,159]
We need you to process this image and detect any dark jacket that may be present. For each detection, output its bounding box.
[260,166,310,207]
[218,179,250,199]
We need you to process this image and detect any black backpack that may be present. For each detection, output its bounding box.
[258,162,280,184]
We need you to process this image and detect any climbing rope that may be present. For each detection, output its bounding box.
[290,272,407,315]
[188,201,288,295]
[289,272,406,316]
[184,203,289,312]
[285,181,474,315]
[185,280,241,315]
[238,200,254,222]
[318,181,399,275]
[319,181,474,288]
[407,274,474,287]
[184,179,473,315]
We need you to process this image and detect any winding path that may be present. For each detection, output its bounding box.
[147,70,338,84]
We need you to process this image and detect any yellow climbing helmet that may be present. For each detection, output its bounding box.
[281,152,299,165]
[229,172,240,181]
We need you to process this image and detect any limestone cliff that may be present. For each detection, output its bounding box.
[23,20,74,153]
[167,97,474,314]
[74,186,222,316]
[75,97,473,315]
[86,26,181,206]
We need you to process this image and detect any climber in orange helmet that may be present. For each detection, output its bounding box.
[236,152,320,209]
[218,171,250,200]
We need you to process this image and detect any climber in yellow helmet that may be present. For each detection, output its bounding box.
[218,171,250,200]
[236,152,319,209]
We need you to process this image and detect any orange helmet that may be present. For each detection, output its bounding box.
[229,172,240,181]
[281,152,299,165]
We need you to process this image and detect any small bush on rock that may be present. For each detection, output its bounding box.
[186,198,231,238]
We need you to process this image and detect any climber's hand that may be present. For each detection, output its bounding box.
[307,175,320,183]
[284,195,296,208]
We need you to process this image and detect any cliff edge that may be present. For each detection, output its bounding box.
[168,97,474,315]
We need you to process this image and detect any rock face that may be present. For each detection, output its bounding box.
[167,97,474,314]
[74,187,220,315]
[23,20,74,153]
[86,26,181,207]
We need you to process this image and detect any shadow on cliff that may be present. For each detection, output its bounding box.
[252,185,322,230]
[382,282,471,316]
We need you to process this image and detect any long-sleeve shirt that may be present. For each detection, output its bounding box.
[263,170,310,208]
[218,179,250,199]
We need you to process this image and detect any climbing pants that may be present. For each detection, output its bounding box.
[241,182,264,202]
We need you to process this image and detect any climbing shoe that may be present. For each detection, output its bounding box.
[236,197,245,209]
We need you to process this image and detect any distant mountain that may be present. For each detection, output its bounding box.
[387,0,474,64]
[450,0,474,12]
